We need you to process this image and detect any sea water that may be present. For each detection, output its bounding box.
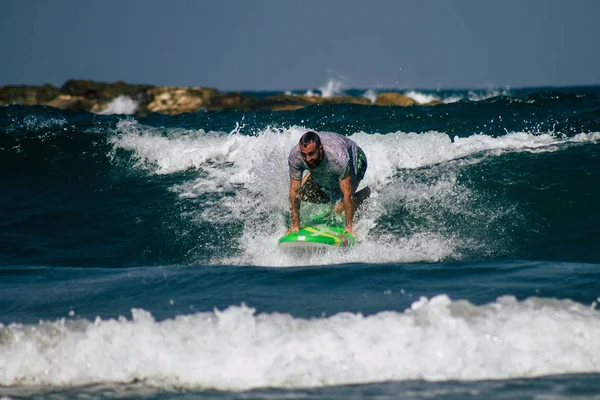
[1,86,600,399]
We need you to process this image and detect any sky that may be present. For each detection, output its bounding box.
[1,0,599,91]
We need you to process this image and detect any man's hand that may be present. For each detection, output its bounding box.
[339,175,354,231]
[344,226,358,241]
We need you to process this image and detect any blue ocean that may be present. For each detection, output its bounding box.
[2,85,600,399]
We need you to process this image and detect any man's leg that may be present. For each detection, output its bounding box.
[334,146,370,213]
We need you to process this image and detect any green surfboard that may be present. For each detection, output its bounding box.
[278,210,356,248]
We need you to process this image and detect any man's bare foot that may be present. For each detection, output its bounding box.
[286,226,300,235]
[344,227,358,241]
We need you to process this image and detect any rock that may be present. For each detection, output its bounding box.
[206,92,257,110]
[0,84,61,105]
[253,94,317,111]
[321,95,371,105]
[251,94,370,110]
[61,79,151,100]
[374,92,417,106]
[44,94,94,112]
[142,86,220,115]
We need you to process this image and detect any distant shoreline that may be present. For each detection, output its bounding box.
[0,79,443,116]
[2,79,598,116]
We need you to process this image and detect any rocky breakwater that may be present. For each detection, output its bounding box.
[0,80,443,115]
[0,80,217,115]
[0,80,152,113]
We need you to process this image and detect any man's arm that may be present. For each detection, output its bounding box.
[288,178,302,233]
[339,175,354,234]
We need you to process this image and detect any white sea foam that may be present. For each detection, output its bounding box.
[404,91,441,105]
[362,89,377,103]
[402,87,511,105]
[99,96,138,115]
[319,78,344,98]
[2,295,600,390]
[109,121,600,267]
[304,78,345,98]
[467,87,511,102]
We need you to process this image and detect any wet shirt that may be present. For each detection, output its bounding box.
[288,131,359,191]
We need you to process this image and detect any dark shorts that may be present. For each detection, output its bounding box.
[356,146,367,182]
[299,147,367,204]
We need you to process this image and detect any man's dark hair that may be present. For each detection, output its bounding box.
[299,131,321,148]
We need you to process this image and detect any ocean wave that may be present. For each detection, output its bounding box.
[110,119,600,178]
[2,295,599,390]
[108,120,600,266]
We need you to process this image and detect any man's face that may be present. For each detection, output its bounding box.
[300,141,323,168]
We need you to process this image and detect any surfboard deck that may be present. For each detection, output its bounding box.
[278,225,356,248]
[278,210,356,248]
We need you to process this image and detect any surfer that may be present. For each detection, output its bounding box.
[286,131,370,236]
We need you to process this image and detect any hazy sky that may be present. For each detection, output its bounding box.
[1,0,599,91]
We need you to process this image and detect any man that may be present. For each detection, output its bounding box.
[287,131,370,236]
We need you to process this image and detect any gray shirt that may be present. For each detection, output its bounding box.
[288,131,359,191]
